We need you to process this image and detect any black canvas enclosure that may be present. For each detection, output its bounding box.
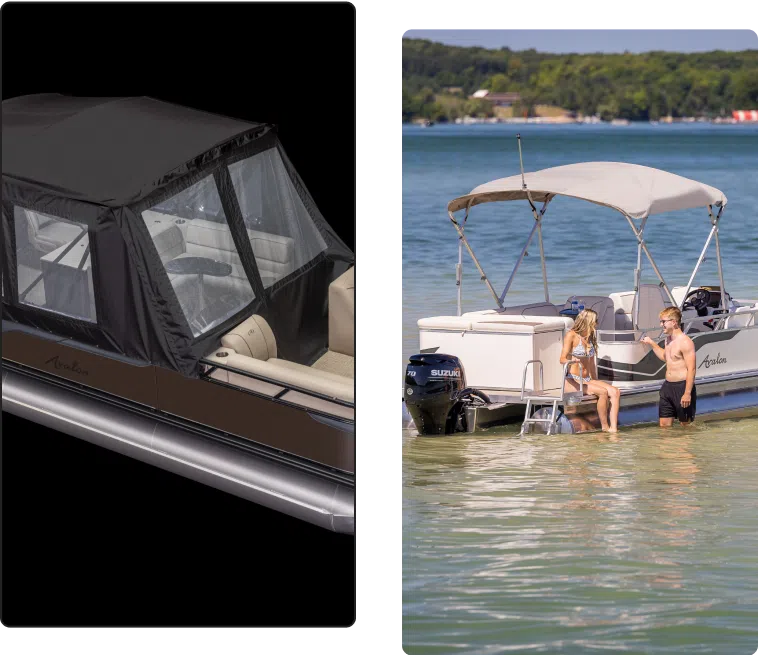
[2,94,354,376]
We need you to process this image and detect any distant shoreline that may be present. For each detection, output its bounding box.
[406,116,756,126]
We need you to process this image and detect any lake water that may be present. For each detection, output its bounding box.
[402,123,758,654]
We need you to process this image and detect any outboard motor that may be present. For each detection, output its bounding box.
[404,353,490,435]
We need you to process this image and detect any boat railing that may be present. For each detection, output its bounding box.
[199,358,355,411]
[521,359,587,400]
[597,305,758,343]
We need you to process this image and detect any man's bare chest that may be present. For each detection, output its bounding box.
[665,340,685,362]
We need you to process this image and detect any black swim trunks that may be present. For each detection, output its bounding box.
[659,380,697,422]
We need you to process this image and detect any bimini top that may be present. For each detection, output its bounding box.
[447,162,728,219]
[2,93,270,206]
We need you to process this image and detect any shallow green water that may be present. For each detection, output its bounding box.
[403,419,758,654]
[403,124,758,653]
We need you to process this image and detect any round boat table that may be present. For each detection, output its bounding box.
[165,256,233,311]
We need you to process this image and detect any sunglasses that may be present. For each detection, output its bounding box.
[659,319,677,325]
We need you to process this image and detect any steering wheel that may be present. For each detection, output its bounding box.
[682,288,711,314]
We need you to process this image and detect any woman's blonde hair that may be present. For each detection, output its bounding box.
[572,308,598,354]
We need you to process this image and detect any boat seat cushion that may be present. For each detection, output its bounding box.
[632,284,668,330]
[562,296,615,331]
[205,349,353,403]
[498,301,559,317]
[312,350,355,378]
[24,209,84,254]
[610,291,635,330]
[329,266,355,357]
[221,314,277,360]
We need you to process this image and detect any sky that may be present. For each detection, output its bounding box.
[402,30,758,54]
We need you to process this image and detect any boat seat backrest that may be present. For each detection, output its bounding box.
[183,219,295,282]
[221,314,277,360]
[562,296,615,331]
[632,284,668,330]
[24,208,83,254]
[725,305,757,329]
[498,302,559,317]
[609,290,635,330]
[329,266,355,357]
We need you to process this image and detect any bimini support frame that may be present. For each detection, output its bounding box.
[709,205,728,311]
[624,213,677,327]
[456,199,474,316]
[499,198,551,306]
[448,204,503,312]
[678,207,721,310]
[499,133,551,306]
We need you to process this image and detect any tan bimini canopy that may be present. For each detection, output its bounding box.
[447,162,727,219]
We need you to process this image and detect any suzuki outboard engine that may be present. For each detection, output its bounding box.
[404,353,490,435]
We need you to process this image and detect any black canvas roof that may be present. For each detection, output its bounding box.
[2,94,271,206]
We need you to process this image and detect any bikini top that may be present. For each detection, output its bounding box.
[571,338,596,358]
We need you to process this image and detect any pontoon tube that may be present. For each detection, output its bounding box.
[1,368,354,534]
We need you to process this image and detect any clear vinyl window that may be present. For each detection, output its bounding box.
[143,175,255,337]
[13,206,97,322]
[228,148,327,288]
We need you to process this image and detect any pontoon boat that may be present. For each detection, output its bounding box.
[404,144,758,436]
[2,94,355,533]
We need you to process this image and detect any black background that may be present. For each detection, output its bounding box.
[1,2,355,626]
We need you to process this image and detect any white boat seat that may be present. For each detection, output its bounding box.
[184,218,294,283]
[420,314,572,333]
[24,209,83,254]
[725,305,757,329]
[632,284,668,330]
[562,296,615,331]
[497,301,559,317]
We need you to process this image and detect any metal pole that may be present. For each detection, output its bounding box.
[679,222,717,309]
[527,201,551,302]
[500,199,550,305]
[625,214,676,313]
[710,206,727,310]
[500,221,538,304]
[641,242,677,307]
[632,217,647,328]
[456,236,463,316]
[448,211,503,309]
[537,218,549,303]
[456,204,470,316]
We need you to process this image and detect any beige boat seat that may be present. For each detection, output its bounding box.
[214,314,353,403]
[313,266,355,378]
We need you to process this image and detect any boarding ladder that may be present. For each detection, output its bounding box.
[519,360,588,435]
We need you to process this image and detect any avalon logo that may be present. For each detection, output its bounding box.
[430,369,460,378]
[44,355,89,377]
[698,352,726,370]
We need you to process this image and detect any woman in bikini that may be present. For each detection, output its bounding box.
[559,308,620,433]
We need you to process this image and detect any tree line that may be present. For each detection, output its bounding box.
[403,38,758,122]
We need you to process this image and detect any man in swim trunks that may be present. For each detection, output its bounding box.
[641,307,697,426]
